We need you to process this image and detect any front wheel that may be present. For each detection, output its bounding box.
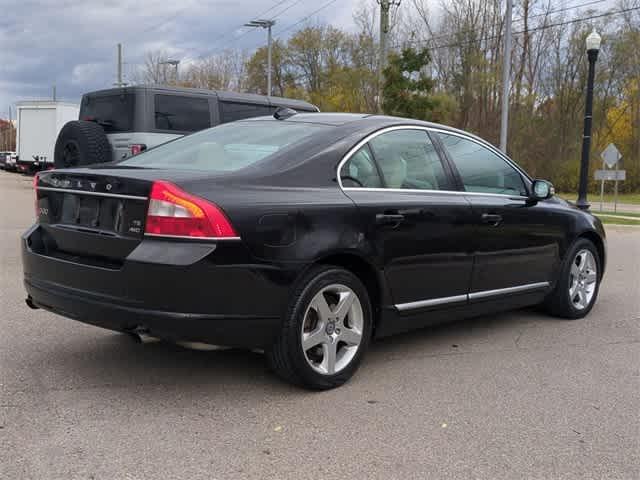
[544,238,601,319]
[267,266,372,390]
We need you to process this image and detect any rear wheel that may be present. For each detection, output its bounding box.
[267,266,372,389]
[54,121,112,168]
[544,238,601,319]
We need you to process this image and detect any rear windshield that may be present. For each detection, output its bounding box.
[119,121,329,172]
[80,93,135,133]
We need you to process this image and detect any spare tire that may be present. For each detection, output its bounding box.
[54,120,112,169]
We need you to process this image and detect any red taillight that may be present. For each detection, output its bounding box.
[130,144,146,156]
[145,181,238,239]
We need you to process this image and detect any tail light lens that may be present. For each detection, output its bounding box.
[130,144,146,156]
[145,181,238,239]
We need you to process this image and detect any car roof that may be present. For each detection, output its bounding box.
[82,85,318,111]
[238,112,509,166]
[241,112,473,136]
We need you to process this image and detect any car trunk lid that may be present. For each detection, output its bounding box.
[35,170,153,264]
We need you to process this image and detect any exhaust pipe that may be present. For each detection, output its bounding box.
[128,327,161,344]
[25,297,39,310]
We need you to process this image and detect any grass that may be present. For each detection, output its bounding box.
[596,210,640,219]
[558,192,640,205]
[597,216,640,226]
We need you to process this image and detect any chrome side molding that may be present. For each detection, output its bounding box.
[395,294,467,312]
[395,281,550,312]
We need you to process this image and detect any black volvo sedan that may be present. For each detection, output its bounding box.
[22,111,605,389]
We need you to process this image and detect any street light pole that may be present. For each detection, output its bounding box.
[159,59,180,84]
[576,30,601,210]
[245,19,276,96]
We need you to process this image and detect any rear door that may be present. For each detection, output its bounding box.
[436,131,560,299]
[340,127,474,313]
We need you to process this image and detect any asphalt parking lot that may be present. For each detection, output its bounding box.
[1,170,638,479]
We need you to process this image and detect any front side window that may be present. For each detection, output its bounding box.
[438,133,527,196]
[368,129,450,190]
[154,95,210,132]
[340,145,382,188]
[120,121,328,172]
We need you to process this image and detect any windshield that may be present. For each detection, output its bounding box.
[119,121,329,172]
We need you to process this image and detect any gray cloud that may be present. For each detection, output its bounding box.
[0,0,358,117]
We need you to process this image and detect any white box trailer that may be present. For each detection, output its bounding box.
[16,101,79,172]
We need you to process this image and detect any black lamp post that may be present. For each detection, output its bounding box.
[576,30,602,210]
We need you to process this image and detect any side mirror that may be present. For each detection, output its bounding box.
[530,179,555,201]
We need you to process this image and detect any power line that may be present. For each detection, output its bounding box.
[514,0,607,23]
[398,6,640,51]
[212,1,308,51]
[405,0,609,49]
[273,0,341,37]
[182,0,306,63]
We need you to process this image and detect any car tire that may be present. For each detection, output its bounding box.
[267,266,372,390]
[543,238,601,319]
[54,121,112,169]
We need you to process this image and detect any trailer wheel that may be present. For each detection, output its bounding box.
[54,121,112,169]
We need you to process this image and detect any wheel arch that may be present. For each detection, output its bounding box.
[576,230,606,277]
[309,251,386,336]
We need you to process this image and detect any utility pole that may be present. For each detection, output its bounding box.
[377,1,401,113]
[52,85,57,101]
[245,19,276,96]
[114,43,127,87]
[499,0,513,153]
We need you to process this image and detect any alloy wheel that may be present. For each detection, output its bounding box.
[300,284,364,375]
[568,249,598,311]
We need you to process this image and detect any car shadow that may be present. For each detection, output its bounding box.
[32,306,550,396]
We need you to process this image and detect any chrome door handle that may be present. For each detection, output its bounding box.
[375,213,405,226]
[481,213,502,226]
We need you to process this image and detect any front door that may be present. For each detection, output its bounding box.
[340,128,474,311]
[436,131,560,299]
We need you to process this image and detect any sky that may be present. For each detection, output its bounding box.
[0,0,622,119]
[0,0,362,117]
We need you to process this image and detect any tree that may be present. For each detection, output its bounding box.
[245,41,289,96]
[381,47,437,120]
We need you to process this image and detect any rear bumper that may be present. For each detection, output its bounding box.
[25,277,281,348]
[22,225,291,348]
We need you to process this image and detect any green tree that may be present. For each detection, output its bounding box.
[382,47,436,120]
[245,40,289,96]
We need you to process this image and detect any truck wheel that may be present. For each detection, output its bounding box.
[54,121,112,169]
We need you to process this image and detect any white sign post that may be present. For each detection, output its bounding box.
[599,144,623,212]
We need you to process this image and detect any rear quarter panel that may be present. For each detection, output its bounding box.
[193,184,367,265]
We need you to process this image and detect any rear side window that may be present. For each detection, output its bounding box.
[340,145,382,188]
[154,95,210,132]
[368,129,451,190]
[220,102,272,123]
[80,94,135,133]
